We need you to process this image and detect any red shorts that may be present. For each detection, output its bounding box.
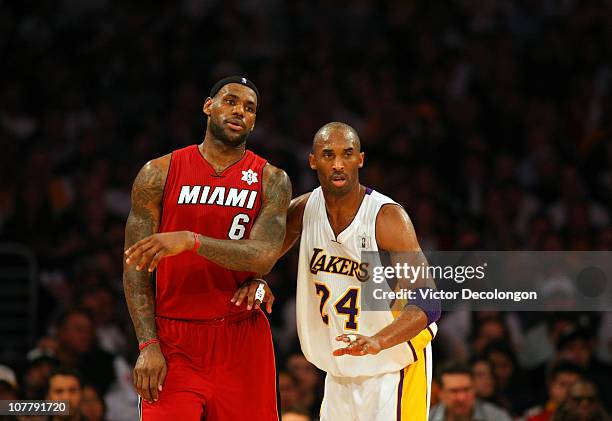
[140,310,278,421]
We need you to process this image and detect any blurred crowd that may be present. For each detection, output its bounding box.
[1,0,611,420]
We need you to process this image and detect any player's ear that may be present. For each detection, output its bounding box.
[358,152,364,168]
[309,153,317,170]
[203,97,213,116]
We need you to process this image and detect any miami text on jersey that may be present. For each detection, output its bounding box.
[177,185,258,209]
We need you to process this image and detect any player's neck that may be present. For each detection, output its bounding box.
[323,184,365,232]
[199,137,246,173]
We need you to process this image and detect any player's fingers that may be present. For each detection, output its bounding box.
[125,245,143,265]
[148,250,164,272]
[350,338,369,355]
[149,369,160,401]
[125,238,151,261]
[244,284,253,310]
[137,244,160,272]
[230,283,249,303]
[125,239,142,257]
[335,334,352,343]
[333,347,349,356]
[158,363,167,392]
[352,337,366,349]
[135,370,147,402]
[130,242,156,270]
[234,285,249,306]
[233,283,252,304]
[265,295,274,313]
[133,368,141,393]
[141,372,153,403]
[252,282,267,310]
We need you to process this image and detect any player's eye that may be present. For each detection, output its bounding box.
[246,106,255,113]
[225,99,236,105]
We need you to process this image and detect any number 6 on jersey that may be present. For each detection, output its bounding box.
[229,213,250,239]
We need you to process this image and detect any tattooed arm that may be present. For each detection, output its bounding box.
[125,163,292,274]
[195,163,291,273]
[123,154,170,403]
[230,192,310,311]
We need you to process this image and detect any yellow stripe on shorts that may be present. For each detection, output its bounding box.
[396,345,429,421]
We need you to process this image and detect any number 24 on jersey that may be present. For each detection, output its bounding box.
[315,282,360,331]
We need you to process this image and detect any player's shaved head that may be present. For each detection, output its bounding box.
[313,122,361,152]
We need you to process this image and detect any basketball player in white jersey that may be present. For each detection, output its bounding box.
[233,122,440,420]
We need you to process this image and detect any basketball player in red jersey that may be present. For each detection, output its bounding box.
[122,76,291,421]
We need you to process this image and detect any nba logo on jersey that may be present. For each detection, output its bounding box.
[241,77,247,84]
[359,232,371,249]
[241,169,258,185]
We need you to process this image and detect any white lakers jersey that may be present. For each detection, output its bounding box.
[296,187,437,378]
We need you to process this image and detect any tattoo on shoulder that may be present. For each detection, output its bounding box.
[132,161,166,208]
[246,166,292,246]
[264,167,292,211]
[126,160,168,239]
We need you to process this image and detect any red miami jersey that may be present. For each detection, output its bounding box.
[155,145,267,320]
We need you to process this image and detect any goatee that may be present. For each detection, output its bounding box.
[210,118,248,147]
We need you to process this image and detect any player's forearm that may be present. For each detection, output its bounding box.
[123,213,158,342]
[372,306,427,350]
[196,234,281,274]
[123,271,157,343]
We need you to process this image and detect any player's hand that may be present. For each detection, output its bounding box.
[133,342,167,403]
[125,231,194,272]
[333,334,382,357]
[230,278,275,313]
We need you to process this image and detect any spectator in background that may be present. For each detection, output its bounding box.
[555,327,612,411]
[470,358,496,403]
[552,381,610,421]
[430,362,512,421]
[0,380,18,400]
[102,348,138,421]
[483,340,532,415]
[0,380,20,421]
[80,384,105,421]
[470,318,509,357]
[286,352,324,418]
[45,367,87,421]
[521,312,580,371]
[0,365,18,395]
[437,309,521,364]
[21,348,59,400]
[78,285,127,355]
[278,371,301,413]
[38,308,115,396]
[470,315,516,357]
[525,361,583,421]
[528,313,612,411]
